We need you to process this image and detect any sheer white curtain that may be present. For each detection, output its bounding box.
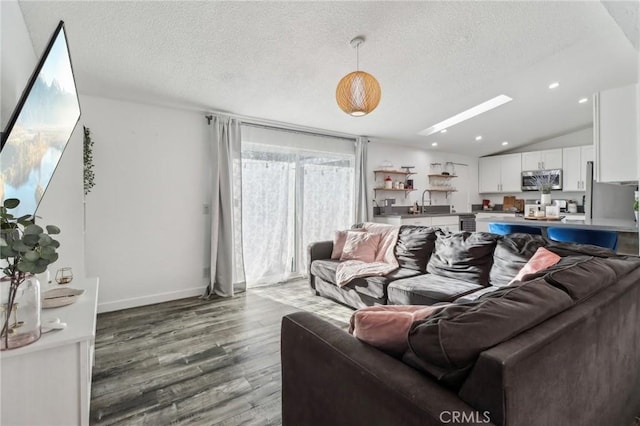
[204,116,246,298]
[240,145,296,285]
[240,126,355,286]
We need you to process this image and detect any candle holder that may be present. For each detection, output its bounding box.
[55,268,74,285]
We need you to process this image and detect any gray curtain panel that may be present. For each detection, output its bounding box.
[354,137,370,223]
[204,116,246,299]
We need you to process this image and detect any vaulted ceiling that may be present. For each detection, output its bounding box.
[19,1,639,157]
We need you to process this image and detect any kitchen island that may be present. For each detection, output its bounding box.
[474,215,638,233]
[476,215,638,255]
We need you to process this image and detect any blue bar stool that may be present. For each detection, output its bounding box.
[488,223,543,236]
[546,227,618,250]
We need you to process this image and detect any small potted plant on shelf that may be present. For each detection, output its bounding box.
[0,198,61,350]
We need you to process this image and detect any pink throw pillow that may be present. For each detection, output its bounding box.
[509,247,561,284]
[349,305,449,354]
[340,231,380,263]
[331,229,364,260]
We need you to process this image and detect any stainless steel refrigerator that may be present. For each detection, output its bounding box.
[584,161,636,220]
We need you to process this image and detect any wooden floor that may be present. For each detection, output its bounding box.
[90,280,353,426]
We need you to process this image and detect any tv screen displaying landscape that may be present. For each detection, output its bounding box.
[0,21,80,218]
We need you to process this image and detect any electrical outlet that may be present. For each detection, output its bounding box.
[203,267,210,278]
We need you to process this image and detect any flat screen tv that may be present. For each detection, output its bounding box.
[0,20,81,218]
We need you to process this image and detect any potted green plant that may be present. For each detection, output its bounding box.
[0,198,61,350]
[634,199,638,222]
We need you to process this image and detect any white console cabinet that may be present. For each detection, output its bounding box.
[1,277,99,426]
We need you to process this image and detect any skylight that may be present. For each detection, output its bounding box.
[418,95,513,136]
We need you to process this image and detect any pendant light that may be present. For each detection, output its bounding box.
[336,37,381,116]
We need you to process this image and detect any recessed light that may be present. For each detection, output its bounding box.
[431,142,438,147]
[548,82,560,89]
[418,94,513,136]
[578,97,588,104]
[501,141,509,146]
[475,136,482,141]
[440,129,447,133]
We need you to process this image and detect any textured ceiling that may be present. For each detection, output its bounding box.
[18,1,639,157]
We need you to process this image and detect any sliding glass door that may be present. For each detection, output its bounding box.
[241,142,354,286]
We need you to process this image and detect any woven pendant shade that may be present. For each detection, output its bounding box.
[336,71,381,116]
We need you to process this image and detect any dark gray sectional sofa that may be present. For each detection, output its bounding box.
[283,226,640,425]
[308,225,615,308]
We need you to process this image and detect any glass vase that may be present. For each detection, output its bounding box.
[1,275,41,351]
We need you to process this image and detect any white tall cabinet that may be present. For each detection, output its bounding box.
[594,84,638,183]
[521,149,563,171]
[478,153,522,193]
[1,277,99,426]
[562,145,594,191]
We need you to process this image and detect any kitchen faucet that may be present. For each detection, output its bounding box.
[421,190,430,213]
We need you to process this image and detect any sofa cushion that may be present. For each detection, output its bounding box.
[427,231,499,286]
[351,268,422,300]
[310,260,421,299]
[395,225,438,273]
[349,304,449,355]
[388,274,484,305]
[404,277,574,389]
[453,286,503,303]
[510,247,561,284]
[546,240,616,258]
[489,234,548,286]
[544,256,640,303]
[311,259,341,285]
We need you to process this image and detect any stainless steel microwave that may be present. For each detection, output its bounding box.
[521,169,562,191]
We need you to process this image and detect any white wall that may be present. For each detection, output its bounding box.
[368,142,482,214]
[504,127,592,153]
[80,95,210,312]
[1,1,86,280]
[0,0,36,128]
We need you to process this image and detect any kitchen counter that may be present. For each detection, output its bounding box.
[374,212,473,219]
[475,215,638,233]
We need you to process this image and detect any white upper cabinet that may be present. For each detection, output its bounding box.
[522,149,562,171]
[479,153,522,193]
[501,153,523,192]
[594,84,638,183]
[562,145,594,191]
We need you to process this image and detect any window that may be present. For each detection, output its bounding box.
[240,128,354,286]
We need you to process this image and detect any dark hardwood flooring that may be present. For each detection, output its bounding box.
[90,280,352,425]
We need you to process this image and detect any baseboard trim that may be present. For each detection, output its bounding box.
[98,287,205,313]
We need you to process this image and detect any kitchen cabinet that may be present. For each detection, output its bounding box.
[594,84,638,183]
[562,145,594,191]
[373,215,460,232]
[431,215,460,233]
[475,212,517,232]
[478,153,522,193]
[522,149,562,171]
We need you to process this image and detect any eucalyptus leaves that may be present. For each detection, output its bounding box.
[83,126,96,195]
[1,198,61,347]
